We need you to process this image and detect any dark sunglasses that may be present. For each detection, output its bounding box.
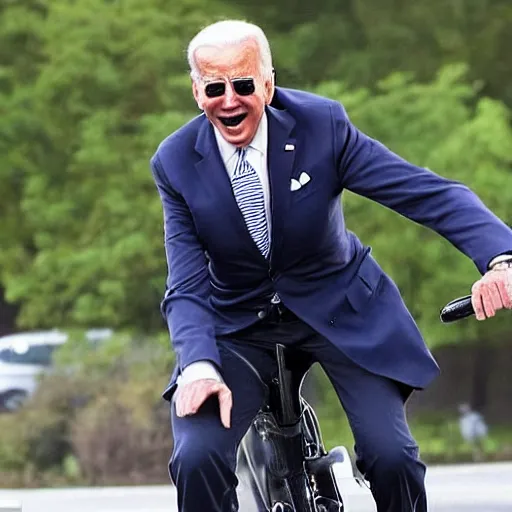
[204,77,255,98]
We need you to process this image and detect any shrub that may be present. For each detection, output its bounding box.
[0,330,175,487]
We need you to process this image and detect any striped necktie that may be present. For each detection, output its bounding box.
[231,147,270,257]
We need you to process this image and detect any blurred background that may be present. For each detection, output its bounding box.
[0,0,511,490]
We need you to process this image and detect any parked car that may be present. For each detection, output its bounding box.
[0,329,112,412]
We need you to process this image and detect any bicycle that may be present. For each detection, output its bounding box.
[234,342,375,512]
[233,294,478,512]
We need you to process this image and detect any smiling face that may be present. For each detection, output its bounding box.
[192,39,274,148]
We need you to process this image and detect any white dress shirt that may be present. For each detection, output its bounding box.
[177,113,271,386]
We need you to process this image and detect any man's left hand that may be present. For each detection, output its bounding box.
[471,266,512,320]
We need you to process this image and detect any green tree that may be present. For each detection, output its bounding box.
[241,0,512,107]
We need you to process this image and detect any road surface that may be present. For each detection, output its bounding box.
[0,462,511,511]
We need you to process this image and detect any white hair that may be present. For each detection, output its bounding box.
[187,20,273,82]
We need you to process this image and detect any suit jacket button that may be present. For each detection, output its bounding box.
[258,310,267,319]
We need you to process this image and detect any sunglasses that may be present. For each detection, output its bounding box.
[204,77,255,98]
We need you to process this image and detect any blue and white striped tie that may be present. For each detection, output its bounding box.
[231,148,270,257]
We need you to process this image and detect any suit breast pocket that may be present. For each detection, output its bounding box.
[291,182,318,203]
[289,165,337,205]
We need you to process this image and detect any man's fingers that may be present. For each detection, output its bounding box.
[472,269,512,321]
[471,285,486,321]
[481,288,495,318]
[175,380,233,428]
[481,286,497,318]
[217,386,233,429]
[176,386,196,417]
[182,383,204,415]
[175,388,187,417]
[497,279,512,309]
[175,388,191,418]
[488,282,504,311]
[175,379,217,417]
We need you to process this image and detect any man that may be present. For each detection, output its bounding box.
[458,403,489,462]
[150,19,512,512]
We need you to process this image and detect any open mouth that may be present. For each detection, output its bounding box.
[219,113,247,127]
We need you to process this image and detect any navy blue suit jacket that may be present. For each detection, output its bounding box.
[151,87,512,400]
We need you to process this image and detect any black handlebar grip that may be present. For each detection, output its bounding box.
[440,295,475,323]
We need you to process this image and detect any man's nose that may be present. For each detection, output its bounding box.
[221,83,239,108]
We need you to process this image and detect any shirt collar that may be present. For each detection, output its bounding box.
[213,112,268,163]
[249,112,267,155]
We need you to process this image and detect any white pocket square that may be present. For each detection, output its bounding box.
[299,172,311,185]
[290,178,301,191]
[290,172,311,191]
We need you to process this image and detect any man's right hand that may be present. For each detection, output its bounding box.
[175,378,233,428]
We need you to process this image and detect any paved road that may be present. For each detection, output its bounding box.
[0,462,511,511]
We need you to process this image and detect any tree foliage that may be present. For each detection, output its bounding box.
[247,0,512,106]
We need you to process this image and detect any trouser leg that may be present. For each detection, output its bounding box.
[307,337,427,512]
[169,340,275,512]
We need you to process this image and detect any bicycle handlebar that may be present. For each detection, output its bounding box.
[439,295,474,323]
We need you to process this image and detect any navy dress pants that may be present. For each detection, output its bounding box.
[168,317,428,511]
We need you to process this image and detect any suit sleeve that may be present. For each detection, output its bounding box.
[332,103,512,274]
[151,153,221,372]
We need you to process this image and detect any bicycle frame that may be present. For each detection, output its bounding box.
[235,344,373,512]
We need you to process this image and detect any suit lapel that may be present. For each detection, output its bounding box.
[266,106,297,260]
[194,108,298,262]
[194,116,263,255]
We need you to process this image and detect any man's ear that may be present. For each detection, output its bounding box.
[192,81,204,110]
[264,73,275,105]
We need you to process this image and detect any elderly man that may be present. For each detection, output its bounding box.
[150,19,512,512]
